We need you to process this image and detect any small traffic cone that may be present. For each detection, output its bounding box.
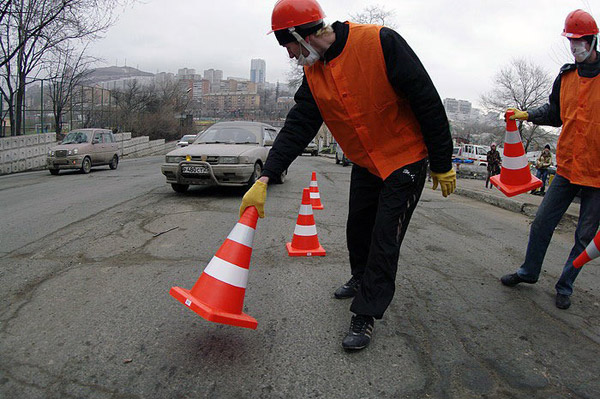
[490,110,542,197]
[286,188,326,257]
[169,206,259,329]
[573,231,600,269]
[309,171,324,210]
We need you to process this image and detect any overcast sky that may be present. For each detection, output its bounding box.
[87,0,596,108]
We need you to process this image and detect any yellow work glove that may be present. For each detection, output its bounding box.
[239,180,267,219]
[431,169,456,198]
[507,108,528,121]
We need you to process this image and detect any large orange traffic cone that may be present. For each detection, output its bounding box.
[490,110,542,197]
[169,206,259,329]
[309,171,324,210]
[286,188,326,257]
[573,231,600,269]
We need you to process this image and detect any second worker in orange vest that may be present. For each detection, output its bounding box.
[239,0,455,351]
[501,9,600,311]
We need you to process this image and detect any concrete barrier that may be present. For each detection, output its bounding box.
[0,132,176,175]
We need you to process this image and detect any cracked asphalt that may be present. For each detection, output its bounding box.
[0,155,598,399]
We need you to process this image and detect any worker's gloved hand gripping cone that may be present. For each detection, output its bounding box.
[239,179,267,218]
[507,108,529,121]
[431,169,456,197]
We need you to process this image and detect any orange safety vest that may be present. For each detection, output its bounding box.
[304,23,428,179]
[558,69,600,187]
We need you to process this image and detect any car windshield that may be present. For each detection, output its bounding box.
[180,135,196,141]
[61,131,90,144]
[197,126,260,144]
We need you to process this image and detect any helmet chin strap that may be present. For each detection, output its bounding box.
[289,28,321,66]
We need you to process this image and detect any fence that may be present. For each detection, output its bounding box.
[0,80,119,137]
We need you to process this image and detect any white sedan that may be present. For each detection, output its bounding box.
[161,121,286,193]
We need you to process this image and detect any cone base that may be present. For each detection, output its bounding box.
[286,242,326,257]
[490,174,542,197]
[170,286,258,329]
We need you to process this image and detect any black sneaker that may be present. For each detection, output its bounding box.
[342,315,374,351]
[556,293,571,310]
[500,273,536,287]
[334,276,361,299]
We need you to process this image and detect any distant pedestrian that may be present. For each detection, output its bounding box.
[501,9,600,310]
[485,143,501,189]
[531,144,553,195]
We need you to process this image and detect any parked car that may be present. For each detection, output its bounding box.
[46,128,119,175]
[454,144,490,166]
[303,140,318,156]
[161,121,286,193]
[177,134,198,147]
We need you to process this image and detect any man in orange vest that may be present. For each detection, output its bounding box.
[239,0,455,350]
[501,9,600,310]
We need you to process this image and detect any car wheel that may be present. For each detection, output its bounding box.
[81,157,92,174]
[312,150,318,156]
[109,155,119,170]
[49,168,59,175]
[247,162,262,188]
[171,183,189,193]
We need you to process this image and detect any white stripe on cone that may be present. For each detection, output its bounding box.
[294,224,318,236]
[298,204,313,215]
[502,156,529,170]
[587,240,600,260]
[227,223,255,247]
[204,256,249,288]
[310,181,318,187]
[504,131,522,144]
[309,192,320,199]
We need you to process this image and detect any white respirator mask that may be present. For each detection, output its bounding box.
[290,29,321,66]
[571,36,596,63]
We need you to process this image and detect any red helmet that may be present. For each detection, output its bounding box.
[271,0,325,32]
[562,9,598,38]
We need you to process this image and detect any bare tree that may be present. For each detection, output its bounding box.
[44,44,96,136]
[0,0,129,136]
[349,5,397,29]
[480,58,555,151]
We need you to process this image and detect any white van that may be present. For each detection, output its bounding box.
[455,144,490,166]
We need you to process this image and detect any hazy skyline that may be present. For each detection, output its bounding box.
[87,0,596,107]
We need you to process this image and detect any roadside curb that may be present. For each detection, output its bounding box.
[455,187,579,228]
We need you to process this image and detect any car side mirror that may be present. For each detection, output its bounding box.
[264,139,274,146]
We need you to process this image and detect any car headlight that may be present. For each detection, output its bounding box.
[219,156,239,164]
[166,156,185,163]
[72,148,78,155]
[238,156,251,164]
[48,150,54,157]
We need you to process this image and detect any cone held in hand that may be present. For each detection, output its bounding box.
[287,188,326,257]
[490,111,542,197]
[169,206,259,329]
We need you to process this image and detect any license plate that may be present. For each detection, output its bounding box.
[181,165,209,175]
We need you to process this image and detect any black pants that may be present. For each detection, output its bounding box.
[347,158,427,319]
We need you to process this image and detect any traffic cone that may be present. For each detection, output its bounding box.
[309,171,324,210]
[286,188,326,257]
[490,110,542,197]
[573,231,600,269]
[169,206,259,329]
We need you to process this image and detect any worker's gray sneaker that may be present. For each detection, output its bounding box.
[334,276,361,299]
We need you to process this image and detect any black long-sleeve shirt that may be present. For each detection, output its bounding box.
[262,21,453,180]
